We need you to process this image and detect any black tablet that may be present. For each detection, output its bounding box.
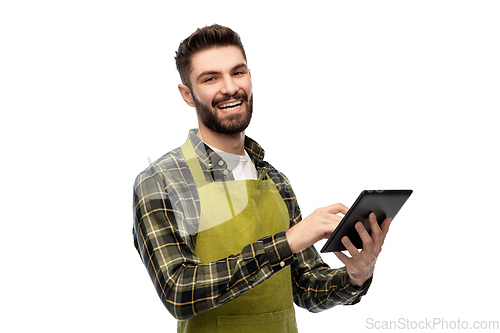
[320,190,412,253]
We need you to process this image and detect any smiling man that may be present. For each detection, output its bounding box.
[133,24,392,332]
[178,45,254,152]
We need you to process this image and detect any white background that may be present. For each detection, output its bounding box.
[1,1,499,332]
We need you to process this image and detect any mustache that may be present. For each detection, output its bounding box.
[212,91,249,108]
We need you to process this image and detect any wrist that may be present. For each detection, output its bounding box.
[347,274,373,289]
[265,231,295,271]
[285,227,302,253]
[348,276,365,288]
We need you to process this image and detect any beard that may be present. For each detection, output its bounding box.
[192,90,253,135]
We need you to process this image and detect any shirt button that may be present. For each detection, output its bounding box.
[222,170,229,176]
[208,163,212,168]
[351,291,358,295]
[280,261,285,268]
[218,160,225,166]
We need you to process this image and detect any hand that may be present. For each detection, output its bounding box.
[334,212,392,287]
[286,203,349,253]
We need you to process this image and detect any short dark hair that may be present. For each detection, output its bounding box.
[175,24,247,87]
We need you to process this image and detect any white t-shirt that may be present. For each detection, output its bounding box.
[198,130,258,180]
[206,144,258,180]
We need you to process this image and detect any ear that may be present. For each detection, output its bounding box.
[178,84,195,107]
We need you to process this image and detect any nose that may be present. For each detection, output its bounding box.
[220,75,238,95]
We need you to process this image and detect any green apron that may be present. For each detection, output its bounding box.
[178,139,298,333]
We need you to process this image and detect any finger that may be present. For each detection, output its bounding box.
[355,222,374,255]
[341,235,361,259]
[325,203,349,216]
[323,212,343,223]
[334,250,350,266]
[369,213,383,252]
[379,217,393,244]
[319,212,343,232]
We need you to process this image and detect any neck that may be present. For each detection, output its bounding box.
[198,125,246,156]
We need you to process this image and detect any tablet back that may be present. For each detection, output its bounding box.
[320,190,412,252]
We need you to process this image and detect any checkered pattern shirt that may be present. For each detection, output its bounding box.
[133,129,371,320]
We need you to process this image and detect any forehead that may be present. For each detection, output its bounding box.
[189,46,247,77]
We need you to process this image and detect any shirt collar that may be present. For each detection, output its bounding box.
[187,128,266,164]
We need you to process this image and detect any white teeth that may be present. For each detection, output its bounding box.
[218,101,242,109]
[221,105,240,112]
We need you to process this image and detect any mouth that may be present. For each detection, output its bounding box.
[216,99,244,114]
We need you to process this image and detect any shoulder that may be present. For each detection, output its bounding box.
[244,135,296,197]
[266,161,296,198]
[134,146,189,193]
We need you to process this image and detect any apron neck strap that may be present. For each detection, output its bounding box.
[181,138,209,185]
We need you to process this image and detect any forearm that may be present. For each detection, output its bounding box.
[135,218,294,320]
[291,246,372,312]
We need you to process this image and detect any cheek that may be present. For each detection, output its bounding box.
[193,88,216,106]
[244,79,252,96]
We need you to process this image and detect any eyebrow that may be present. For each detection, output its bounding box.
[196,63,248,83]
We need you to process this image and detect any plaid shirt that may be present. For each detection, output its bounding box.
[133,129,371,320]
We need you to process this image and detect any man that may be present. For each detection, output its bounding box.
[133,24,392,332]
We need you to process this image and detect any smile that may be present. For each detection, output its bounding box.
[217,100,243,113]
